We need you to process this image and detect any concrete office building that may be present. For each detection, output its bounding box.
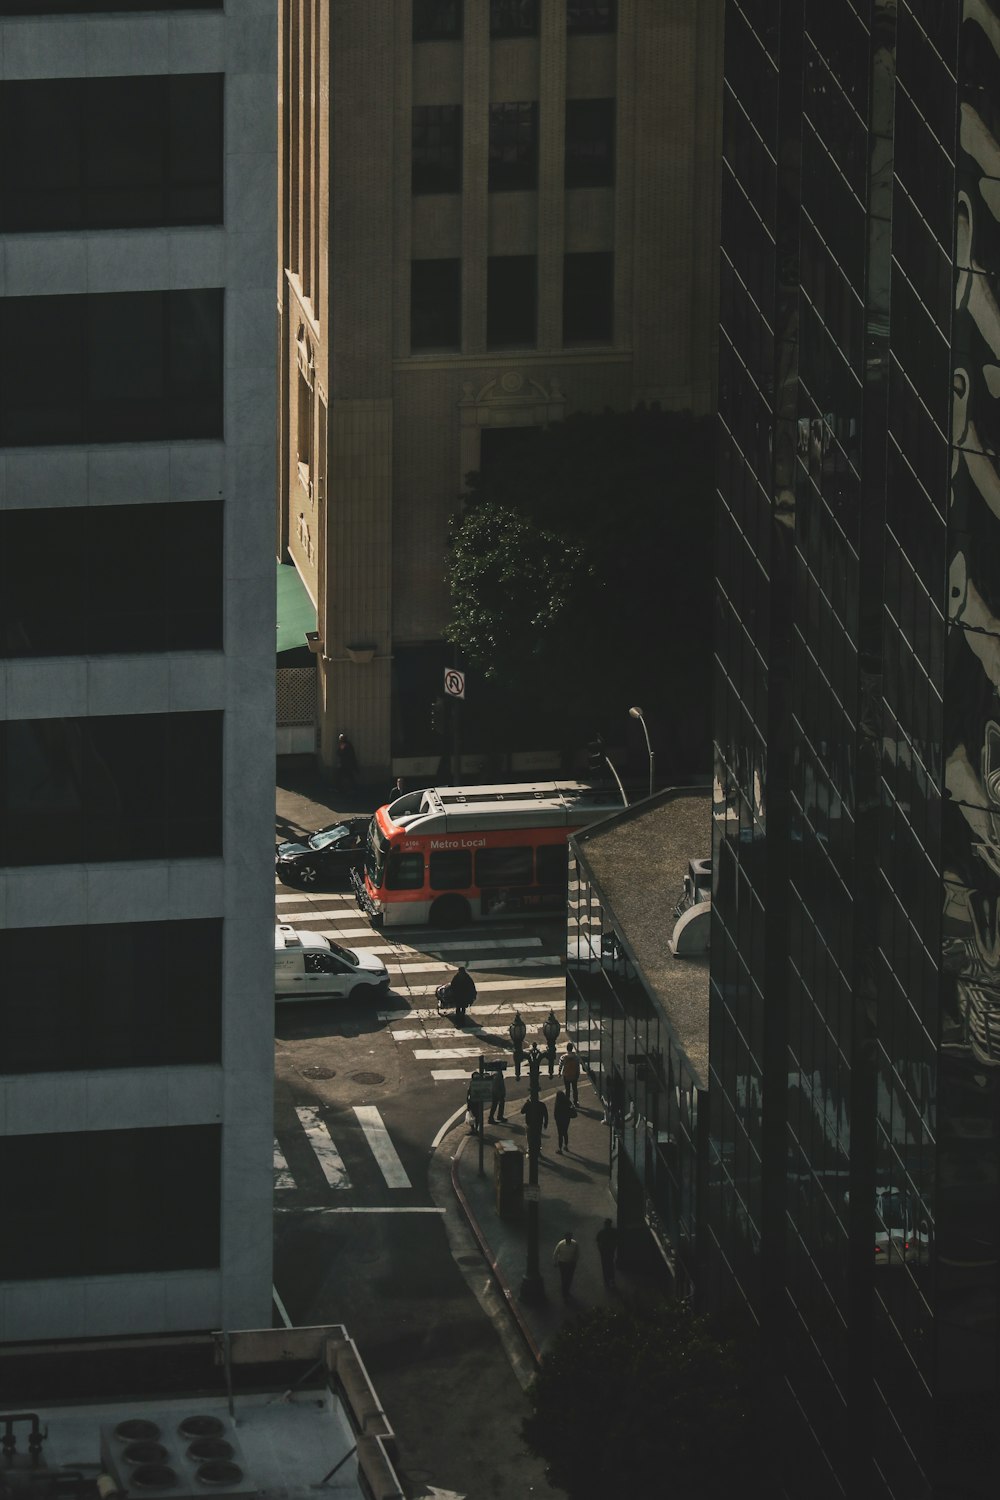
[712,2,1000,1494]
[0,1,276,1341]
[278,0,724,779]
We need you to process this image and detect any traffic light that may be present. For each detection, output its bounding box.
[586,737,606,774]
[431,696,448,737]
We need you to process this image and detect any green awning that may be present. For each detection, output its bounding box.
[276,560,317,658]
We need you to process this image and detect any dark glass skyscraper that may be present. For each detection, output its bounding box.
[712,3,1000,1495]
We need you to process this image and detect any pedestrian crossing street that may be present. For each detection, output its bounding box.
[275,878,575,1202]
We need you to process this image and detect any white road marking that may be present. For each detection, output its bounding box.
[385,978,564,999]
[432,1069,481,1081]
[379,1000,559,1020]
[274,1205,445,1215]
[275,889,357,903]
[431,1103,469,1145]
[282,920,543,953]
[273,1141,296,1191]
[353,1104,412,1189]
[391,1024,529,1041]
[413,1047,501,1060]
[295,1106,351,1189]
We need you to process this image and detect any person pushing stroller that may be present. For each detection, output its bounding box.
[437,963,477,1019]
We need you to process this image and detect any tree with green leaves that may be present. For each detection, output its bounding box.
[522,1301,774,1499]
[445,406,715,771]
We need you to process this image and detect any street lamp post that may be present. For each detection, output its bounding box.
[629,705,655,799]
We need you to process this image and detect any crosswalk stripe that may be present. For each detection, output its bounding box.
[353,1105,411,1189]
[273,1140,296,1190]
[303,929,543,954]
[378,1000,558,1020]
[294,1105,351,1189]
[431,1069,477,1080]
[385,977,564,999]
[275,889,356,903]
[413,1047,502,1059]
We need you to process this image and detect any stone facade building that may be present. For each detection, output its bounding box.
[278,0,723,778]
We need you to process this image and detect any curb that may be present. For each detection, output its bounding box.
[449,1134,544,1370]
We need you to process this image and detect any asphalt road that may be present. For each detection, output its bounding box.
[272,855,568,1500]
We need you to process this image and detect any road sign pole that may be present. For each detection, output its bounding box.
[453,694,462,787]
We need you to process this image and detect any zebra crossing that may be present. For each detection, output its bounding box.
[274,877,575,1198]
[273,1100,417,1205]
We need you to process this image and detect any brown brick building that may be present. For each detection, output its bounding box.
[278,0,723,779]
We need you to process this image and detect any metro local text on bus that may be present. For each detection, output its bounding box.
[403,837,488,851]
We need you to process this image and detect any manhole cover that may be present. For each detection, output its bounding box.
[299,1066,336,1081]
[351,1071,385,1085]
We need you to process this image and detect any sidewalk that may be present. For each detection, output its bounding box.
[450,1072,668,1366]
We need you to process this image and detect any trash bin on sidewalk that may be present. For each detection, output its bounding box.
[494,1139,524,1221]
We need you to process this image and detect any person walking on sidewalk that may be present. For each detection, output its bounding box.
[334,732,359,791]
[552,1231,579,1302]
[488,1067,507,1123]
[520,1095,548,1156]
[596,1217,618,1290]
[560,1042,581,1105]
[553,1088,573,1153]
[508,1011,527,1077]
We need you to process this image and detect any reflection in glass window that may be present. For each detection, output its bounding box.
[0,501,223,657]
[0,1125,221,1280]
[413,0,462,39]
[0,75,223,232]
[565,98,615,187]
[0,712,223,866]
[386,851,425,889]
[0,919,222,1072]
[487,255,537,347]
[488,102,539,191]
[490,0,538,37]
[567,0,616,32]
[0,290,223,447]
[430,848,473,889]
[476,846,532,885]
[412,105,462,193]
[411,259,461,349]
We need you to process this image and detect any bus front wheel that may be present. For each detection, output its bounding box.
[430,894,471,929]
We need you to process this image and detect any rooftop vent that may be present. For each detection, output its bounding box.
[100,1415,255,1500]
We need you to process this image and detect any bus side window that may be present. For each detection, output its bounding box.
[476,846,533,886]
[536,844,568,886]
[430,849,472,889]
[386,851,425,890]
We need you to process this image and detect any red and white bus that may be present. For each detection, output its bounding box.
[352,781,622,928]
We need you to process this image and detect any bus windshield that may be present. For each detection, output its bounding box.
[366,820,388,889]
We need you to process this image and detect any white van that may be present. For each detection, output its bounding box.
[275,923,390,1001]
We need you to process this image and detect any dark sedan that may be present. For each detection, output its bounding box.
[275,818,369,887]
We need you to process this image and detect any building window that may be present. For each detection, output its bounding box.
[1,1125,221,1280]
[565,98,615,187]
[487,255,537,348]
[0,289,223,447]
[0,919,222,1073]
[0,1,219,10]
[413,0,462,39]
[0,74,223,233]
[0,711,223,867]
[489,102,539,191]
[0,501,223,657]
[411,259,461,350]
[412,105,462,193]
[567,1,617,32]
[563,252,614,343]
[490,0,539,36]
